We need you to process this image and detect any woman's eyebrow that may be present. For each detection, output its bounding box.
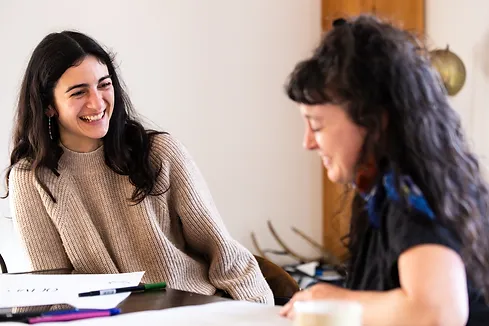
[65,75,111,93]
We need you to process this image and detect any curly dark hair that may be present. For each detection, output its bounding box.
[3,31,165,204]
[285,15,489,301]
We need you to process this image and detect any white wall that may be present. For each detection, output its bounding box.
[426,0,489,167]
[0,1,323,272]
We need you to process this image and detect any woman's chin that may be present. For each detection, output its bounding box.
[326,168,352,185]
[326,168,340,184]
[84,128,109,140]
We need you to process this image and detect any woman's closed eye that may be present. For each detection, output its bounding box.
[70,82,112,97]
[98,81,112,89]
[306,118,323,133]
[71,90,86,97]
[309,122,324,132]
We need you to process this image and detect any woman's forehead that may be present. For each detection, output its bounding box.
[300,103,345,119]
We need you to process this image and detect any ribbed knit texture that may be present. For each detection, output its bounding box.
[9,133,273,304]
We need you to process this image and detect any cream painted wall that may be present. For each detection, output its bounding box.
[5,0,484,275]
[426,0,489,168]
[0,0,323,272]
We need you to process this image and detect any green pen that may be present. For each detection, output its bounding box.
[78,282,166,297]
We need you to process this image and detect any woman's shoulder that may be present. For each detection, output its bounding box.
[8,159,39,196]
[9,159,58,190]
[10,159,34,180]
[150,132,179,148]
[381,192,461,257]
[149,132,192,163]
[361,171,462,255]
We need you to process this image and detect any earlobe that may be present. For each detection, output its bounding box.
[45,106,57,118]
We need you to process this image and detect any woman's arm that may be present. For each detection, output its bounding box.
[9,165,72,272]
[156,135,273,304]
[281,244,469,326]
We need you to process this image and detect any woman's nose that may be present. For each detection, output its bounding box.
[303,127,318,150]
[87,89,104,109]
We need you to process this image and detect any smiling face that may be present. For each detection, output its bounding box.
[300,103,366,184]
[48,55,114,153]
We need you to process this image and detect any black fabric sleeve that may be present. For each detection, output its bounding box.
[383,202,462,258]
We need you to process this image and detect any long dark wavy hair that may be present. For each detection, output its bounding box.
[3,31,165,204]
[285,15,489,301]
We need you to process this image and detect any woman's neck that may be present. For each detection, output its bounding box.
[354,159,379,195]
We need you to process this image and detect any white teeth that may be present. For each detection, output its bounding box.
[80,111,104,122]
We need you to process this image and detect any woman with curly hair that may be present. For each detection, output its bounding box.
[280,15,489,325]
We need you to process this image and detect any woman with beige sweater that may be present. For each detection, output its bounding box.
[4,30,273,305]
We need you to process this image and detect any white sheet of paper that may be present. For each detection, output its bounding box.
[1,301,292,326]
[0,271,145,309]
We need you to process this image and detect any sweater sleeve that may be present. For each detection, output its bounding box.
[153,134,274,304]
[9,164,72,272]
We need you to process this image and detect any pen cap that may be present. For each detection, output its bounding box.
[144,282,166,290]
[106,308,121,315]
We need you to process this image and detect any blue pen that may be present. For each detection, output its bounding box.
[27,308,121,324]
[44,308,119,316]
[0,308,120,322]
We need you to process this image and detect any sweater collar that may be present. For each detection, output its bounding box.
[58,143,106,174]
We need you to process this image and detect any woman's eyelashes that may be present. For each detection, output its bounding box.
[71,89,85,97]
[99,81,112,89]
[70,81,112,98]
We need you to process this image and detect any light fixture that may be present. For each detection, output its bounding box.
[430,45,466,96]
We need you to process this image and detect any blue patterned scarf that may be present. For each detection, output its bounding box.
[359,171,435,228]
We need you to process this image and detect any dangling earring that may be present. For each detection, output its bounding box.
[48,116,53,140]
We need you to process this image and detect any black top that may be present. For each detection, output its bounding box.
[346,174,489,325]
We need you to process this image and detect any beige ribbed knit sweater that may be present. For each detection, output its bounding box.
[9,133,273,304]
